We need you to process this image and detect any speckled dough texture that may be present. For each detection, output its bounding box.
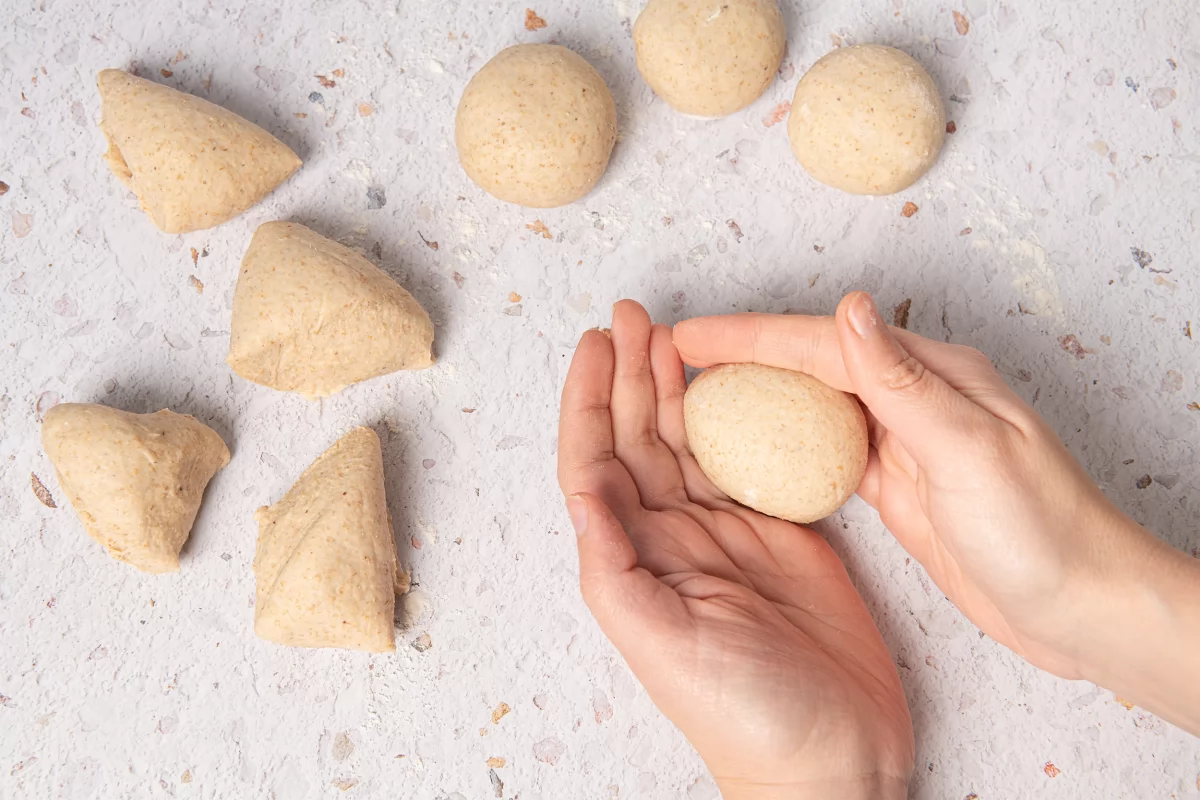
[3,1,1199,798]
[227,221,435,399]
[455,44,617,207]
[788,44,946,195]
[41,403,230,573]
[685,363,868,522]
[634,0,787,117]
[254,427,401,653]
[97,69,301,233]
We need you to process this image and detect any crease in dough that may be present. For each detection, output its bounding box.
[253,427,405,652]
[227,221,435,399]
[41,403,231,574]
[97,69,301,233]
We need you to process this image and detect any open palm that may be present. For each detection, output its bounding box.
[557,301,912,798]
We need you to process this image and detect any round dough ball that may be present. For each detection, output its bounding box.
[634,0,786,117]
[455,44,617,208]
[684,363,868,523]
[788,44,945,195]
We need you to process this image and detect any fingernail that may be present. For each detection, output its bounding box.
[848,293,882,339]
[566,494,588,535]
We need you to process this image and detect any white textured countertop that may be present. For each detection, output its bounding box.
[2,1,1198,798]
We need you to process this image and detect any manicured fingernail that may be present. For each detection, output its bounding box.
[848,293,882,339]
[566,495,588,535]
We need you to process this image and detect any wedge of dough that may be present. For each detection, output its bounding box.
[227,221,435,399]
[253,427,402,652]
[41,404,230,574]
[97,69,301,233]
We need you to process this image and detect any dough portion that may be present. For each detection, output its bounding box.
[97,69,301,233]
[41,404,230,573]
[455,44,617,207]
[634,0,786,117]
[684,363,868,523]
[253,427,402,652]
[227,221,435,399]
[787,45,945,195]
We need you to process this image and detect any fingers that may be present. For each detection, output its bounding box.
[610,302,688,509]
[835,292,1001,469]
[649,323,688,455]
[673,313,853,392]
[856,447,882,507]
[648,323,729,506]
[674,309,1025,417]
[557,328,642,522]
[568,493,684,644]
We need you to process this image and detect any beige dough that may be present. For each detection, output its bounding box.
[787,45,945,195]
[41,404,230,573]
[226,221,435,399]
[684,363,868,523]
[455,44,617,207]
[634,0,786,117]
[97,69,301,233]
[253,427,403,652]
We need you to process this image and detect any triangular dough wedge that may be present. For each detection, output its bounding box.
[253,427,402,652]
[227,221,435,398]
[97,69,301,233]
[41,404,230,574]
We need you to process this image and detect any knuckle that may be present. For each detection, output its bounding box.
[880,354,929,392]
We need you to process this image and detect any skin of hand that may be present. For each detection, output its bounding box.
[674,291,1200,735]
[557,301,914,800]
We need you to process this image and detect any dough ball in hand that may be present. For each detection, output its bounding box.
[227,221,435,399]
[41,404,230,573]
[634,0,786,117]
[455,44,617,207]
[787,44,945,195]
[97,69,301,233]
[684,363,868,523]
[253,427,403,652]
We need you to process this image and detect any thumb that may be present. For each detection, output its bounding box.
[566,493,668,639]
[835,292,996,466]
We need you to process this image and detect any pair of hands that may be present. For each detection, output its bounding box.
[557,292,1200,798]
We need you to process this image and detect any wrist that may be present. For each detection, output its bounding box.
[1069,512,1200,733]
[1014,500,1159,678]
[717,773,908,800]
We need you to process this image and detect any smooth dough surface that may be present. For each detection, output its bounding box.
[41,403,230,573]
[455,44,617,207]
[787,45,945,195]
[634,0,786,117]
[227,221,435,399]
[253,427,402,652]
[684,363,868,523]
[98,69,301,233]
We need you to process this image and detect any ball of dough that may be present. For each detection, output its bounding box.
[633,0,786,117]
[787,44,945,195]
[684,363,868,523]
[455,44,617,208]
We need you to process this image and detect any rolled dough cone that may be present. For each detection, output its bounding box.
[684,363,868,523]
[787,45,945,195]
[634,0,786,117]
[455,44,617,207]
[226,221,435,399]
[41,403,230,573]
[98,69,301,233]
[253,427,403,652]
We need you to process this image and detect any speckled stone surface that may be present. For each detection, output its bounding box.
[1,1,1198,798]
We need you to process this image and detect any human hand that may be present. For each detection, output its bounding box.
[557,301,913,799]
[674,291,1200,733]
